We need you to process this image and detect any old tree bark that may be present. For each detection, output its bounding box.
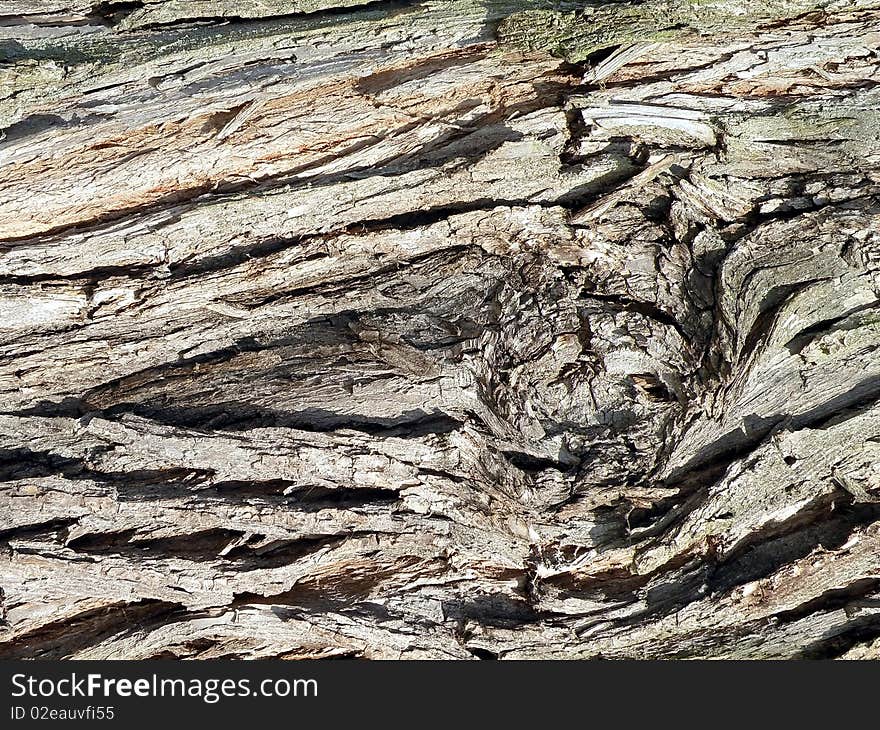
[1,0,880,660]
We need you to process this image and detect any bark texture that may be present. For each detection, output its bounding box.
[2,0,880,659]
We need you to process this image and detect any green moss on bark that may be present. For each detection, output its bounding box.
[497,0,874,62]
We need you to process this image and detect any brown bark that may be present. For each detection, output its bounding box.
[2,0,880,659]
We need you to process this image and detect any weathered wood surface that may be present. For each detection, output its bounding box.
[1,0,880,659]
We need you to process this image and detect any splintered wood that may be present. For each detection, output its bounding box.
[1,0,880,659]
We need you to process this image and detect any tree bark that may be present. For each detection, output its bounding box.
[1,0,880,659]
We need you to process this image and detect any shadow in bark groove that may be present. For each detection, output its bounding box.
[102,403,463,436]
[0,599,185,660]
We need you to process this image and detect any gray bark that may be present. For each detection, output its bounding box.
[1,0,880,659]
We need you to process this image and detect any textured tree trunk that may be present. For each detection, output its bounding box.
[1,0,880,659]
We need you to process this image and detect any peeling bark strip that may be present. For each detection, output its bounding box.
[1,0,880,660]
